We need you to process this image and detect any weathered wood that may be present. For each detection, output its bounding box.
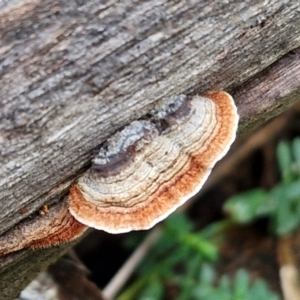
[1,0,300,298]
[0,244,75,299]
[234,48,300,132]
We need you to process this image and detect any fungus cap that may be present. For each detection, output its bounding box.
[69,91,239,233]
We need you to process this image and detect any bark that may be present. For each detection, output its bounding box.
[1,0,300,298]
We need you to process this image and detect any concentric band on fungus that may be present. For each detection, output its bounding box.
[69,91,239,233]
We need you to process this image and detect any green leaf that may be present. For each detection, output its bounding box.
[232,269,250,298]
[284,180,300,199]
[292,138,300,174]
[138,278,164,300]
[224,189,270,223]
[218,274,231,296]
[277,140,293,182]
[179,233,218,261]
[269,181,300,235]
[199,263,216,285]
[249,279,279,300]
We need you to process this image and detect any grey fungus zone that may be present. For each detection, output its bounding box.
[69,91,239,234]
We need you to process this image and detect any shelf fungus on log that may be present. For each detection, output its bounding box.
[0,201,88,258]
[69,91,239,233]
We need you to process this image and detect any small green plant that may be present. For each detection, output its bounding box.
[118,213,279,300]
[192,265,279,300]
[118,213,221,300]
[224,137,300,236]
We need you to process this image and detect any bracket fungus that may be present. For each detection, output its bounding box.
[0,201,87,258]
[69,91,239,233]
